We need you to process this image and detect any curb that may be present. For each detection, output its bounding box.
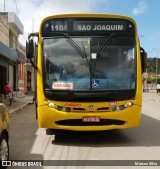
[143,98,160,102]
[8,103,29,114]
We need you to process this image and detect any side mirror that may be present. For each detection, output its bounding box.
[140,47,147,73]
[26,39,35,59]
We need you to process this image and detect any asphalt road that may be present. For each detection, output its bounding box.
[7,94,160,169]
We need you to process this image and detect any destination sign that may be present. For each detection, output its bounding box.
[42,19,132,33]
[73,21,126,31]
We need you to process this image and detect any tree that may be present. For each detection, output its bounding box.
[147,58,160,74]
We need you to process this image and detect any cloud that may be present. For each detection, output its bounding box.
[132,1,148,15]
[6,0,98,32]
[3,0,101,45]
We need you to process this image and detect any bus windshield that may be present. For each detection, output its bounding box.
[43,35,136,92]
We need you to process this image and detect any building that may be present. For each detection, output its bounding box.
[17,44,35,94]
[0,12,24,101]
[17,43,27,94]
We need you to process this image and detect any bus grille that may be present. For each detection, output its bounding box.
[71,107,111,112]
[55,119,125,126]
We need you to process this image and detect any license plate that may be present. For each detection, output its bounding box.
[83,116,100,122]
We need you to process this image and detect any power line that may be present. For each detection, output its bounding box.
[0,0,5,12]
[0,1,26,44]
[14,0,19,18]
[0,1,38,44]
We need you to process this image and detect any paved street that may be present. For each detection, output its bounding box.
[7,91,160,169]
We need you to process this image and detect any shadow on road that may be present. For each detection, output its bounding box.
[9,105,44,169]
[51,114,160,147]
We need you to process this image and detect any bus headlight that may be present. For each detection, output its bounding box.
[48,102,71,112]
[112,101,133,112]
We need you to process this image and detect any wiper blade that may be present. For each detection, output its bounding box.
[63,33,87,58]
[44,32,87,58]
[97,33,116,57]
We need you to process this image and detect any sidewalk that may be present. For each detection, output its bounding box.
[143,90,160,102]
[6,93,34,114]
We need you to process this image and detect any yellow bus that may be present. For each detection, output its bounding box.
[26,14,147,131]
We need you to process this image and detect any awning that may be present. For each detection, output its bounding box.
[0,42,17,62]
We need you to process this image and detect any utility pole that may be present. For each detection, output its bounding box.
[32,18,35,92]
[153,48,159,84]
[4,0,5,12]
[32,18,34,33]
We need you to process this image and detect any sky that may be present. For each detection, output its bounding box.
[1,0,160,57]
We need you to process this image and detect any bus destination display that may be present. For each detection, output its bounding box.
[43,20,128,32]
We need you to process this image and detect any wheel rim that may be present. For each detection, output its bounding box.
[0,138,9,161]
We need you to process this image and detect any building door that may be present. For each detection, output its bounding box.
[27,71,31,92]
[0,65,6,94]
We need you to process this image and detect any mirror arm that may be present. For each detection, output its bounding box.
[30,59,37,70]
[28,32,39,40]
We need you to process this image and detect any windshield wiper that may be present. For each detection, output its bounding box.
[44,32,87,58]
[63,33,87,59]
[97,33,116,57]
[62,33,87,58]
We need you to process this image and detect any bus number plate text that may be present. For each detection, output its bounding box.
[83,116,100,122]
